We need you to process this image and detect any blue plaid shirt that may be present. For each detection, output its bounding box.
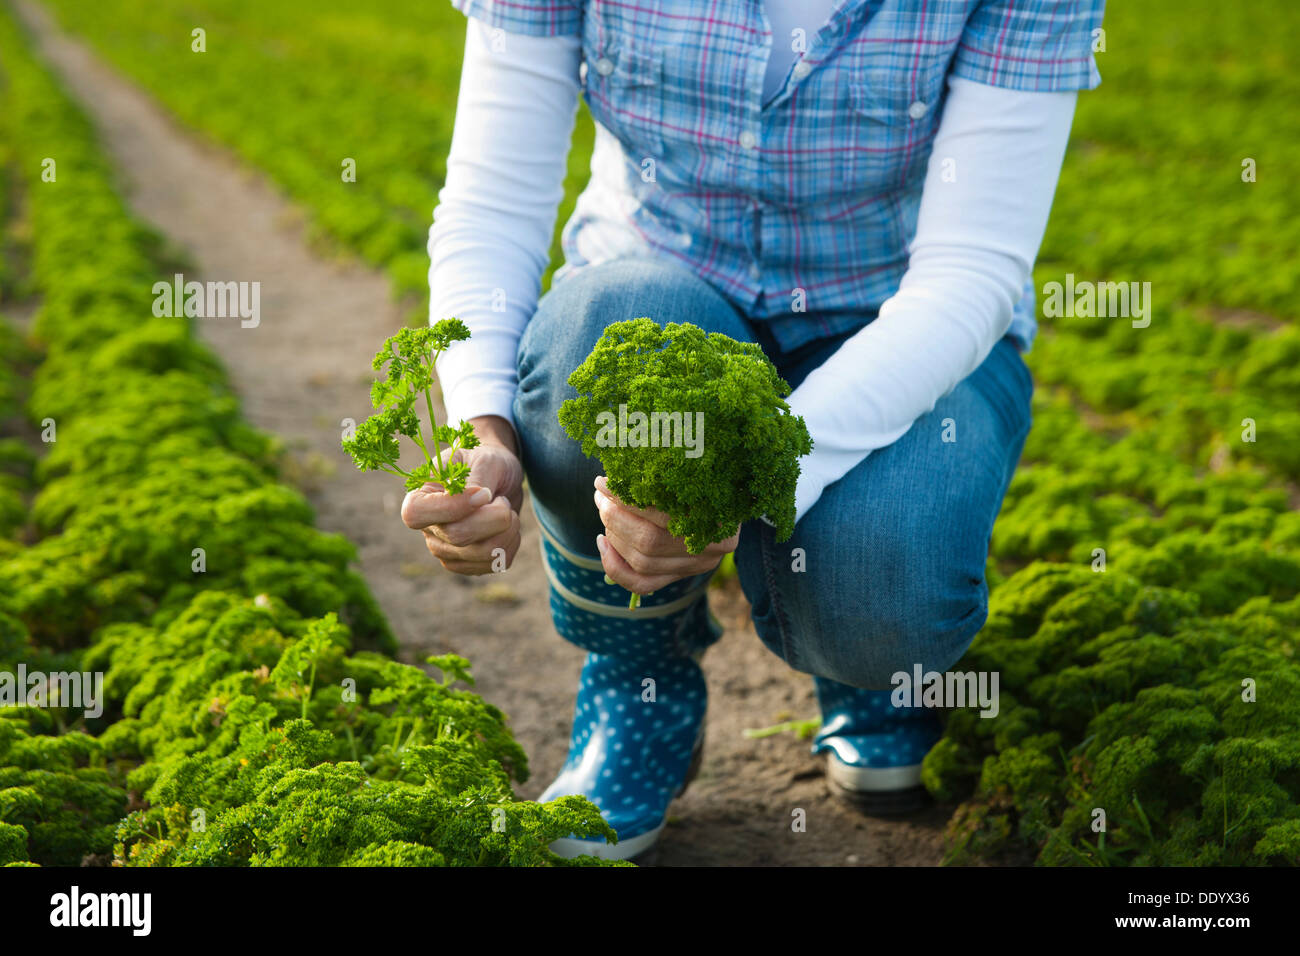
[451,0,1104,352]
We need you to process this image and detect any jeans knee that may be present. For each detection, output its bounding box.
[892,589,985,681]
[517,256,741,395]
[514,256,750,547]
[790,579,989,691]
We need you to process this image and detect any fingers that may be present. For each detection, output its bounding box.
[422,501,522,575]
[595,487,715,576]
[606,531,715,579]
[711,528,742,553]
[425,494,514,548]
[402,483,492,529]
[597,534,680,596]
[593,479,739,560]
[398,443,528,578]
[593,484,682,558]
[594,475,670,529]
[465,456,505,504]
[595,494,733,594]
[463,443,527,512]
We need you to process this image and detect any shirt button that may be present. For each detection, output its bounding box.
[792,60,812,80]
[739,131,758,150]
[749,263,761,280]
[594,57,614,77]
[907,100,929,120]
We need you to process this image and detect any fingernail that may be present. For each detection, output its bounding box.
[469,487,492,506]
[596,534,607,555]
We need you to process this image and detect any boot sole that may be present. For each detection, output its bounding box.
[826,777,932,816]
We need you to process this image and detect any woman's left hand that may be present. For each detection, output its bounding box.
[593,475,739,596]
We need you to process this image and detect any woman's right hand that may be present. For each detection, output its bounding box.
[401,415,525,575]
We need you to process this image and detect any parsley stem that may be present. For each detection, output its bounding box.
[409,427,435,471]
[423,350,443,478]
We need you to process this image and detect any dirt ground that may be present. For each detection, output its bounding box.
[15,0,948,865]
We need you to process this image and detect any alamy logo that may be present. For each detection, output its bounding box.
[152,273,260,328]
[1041,273,1151,328]
[0,665,103,719]
[594,404,705,459]
[891,664,1000,718]
[50,886,151,936]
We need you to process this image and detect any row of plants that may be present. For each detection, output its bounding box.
[948,3,1300,864]
[936,393,1300,863]
[0,5,612,867]
[29,0,1300,865]
[0,320,31,546]
[0,130,34,549]
[39,0,595,313]
[38,0,1300,446]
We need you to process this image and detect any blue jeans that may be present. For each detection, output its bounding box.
[514,256,1032,690]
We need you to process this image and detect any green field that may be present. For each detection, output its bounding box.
[0,2,612,867]
[3,0,1298,865]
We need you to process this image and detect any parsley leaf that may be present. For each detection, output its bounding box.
[343,319,478,494]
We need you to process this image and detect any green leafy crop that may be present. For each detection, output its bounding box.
[343,320,479,493]
[97,597,620,867]
[21,0,1300,870]
[0,11,616,868]
[559,318,812,562]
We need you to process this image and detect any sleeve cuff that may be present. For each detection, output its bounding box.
[441,378,518,432]
[450,0,583,38]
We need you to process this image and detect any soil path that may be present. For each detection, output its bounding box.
[13,0,948,865]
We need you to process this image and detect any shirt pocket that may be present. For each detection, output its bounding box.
[840,70,946,191]
[584,41,667,159]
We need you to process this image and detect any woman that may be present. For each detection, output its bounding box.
[405,0,1104,860]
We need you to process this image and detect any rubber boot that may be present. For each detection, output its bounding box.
[536,521,719,860]
[811,676,942,815]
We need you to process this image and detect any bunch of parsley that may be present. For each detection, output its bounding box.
[559,319,812,604]
[343,319,479,493]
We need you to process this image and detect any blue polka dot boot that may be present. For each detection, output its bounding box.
[540,652,707,861]
[536,522,718,862]
[811,676,942,815]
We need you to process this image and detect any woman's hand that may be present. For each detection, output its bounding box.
[594,475,739,596]
[401,415,524,575]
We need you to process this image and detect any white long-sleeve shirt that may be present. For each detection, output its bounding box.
[430,12,1077,523]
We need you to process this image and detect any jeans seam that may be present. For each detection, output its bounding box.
[758,521,800,672]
